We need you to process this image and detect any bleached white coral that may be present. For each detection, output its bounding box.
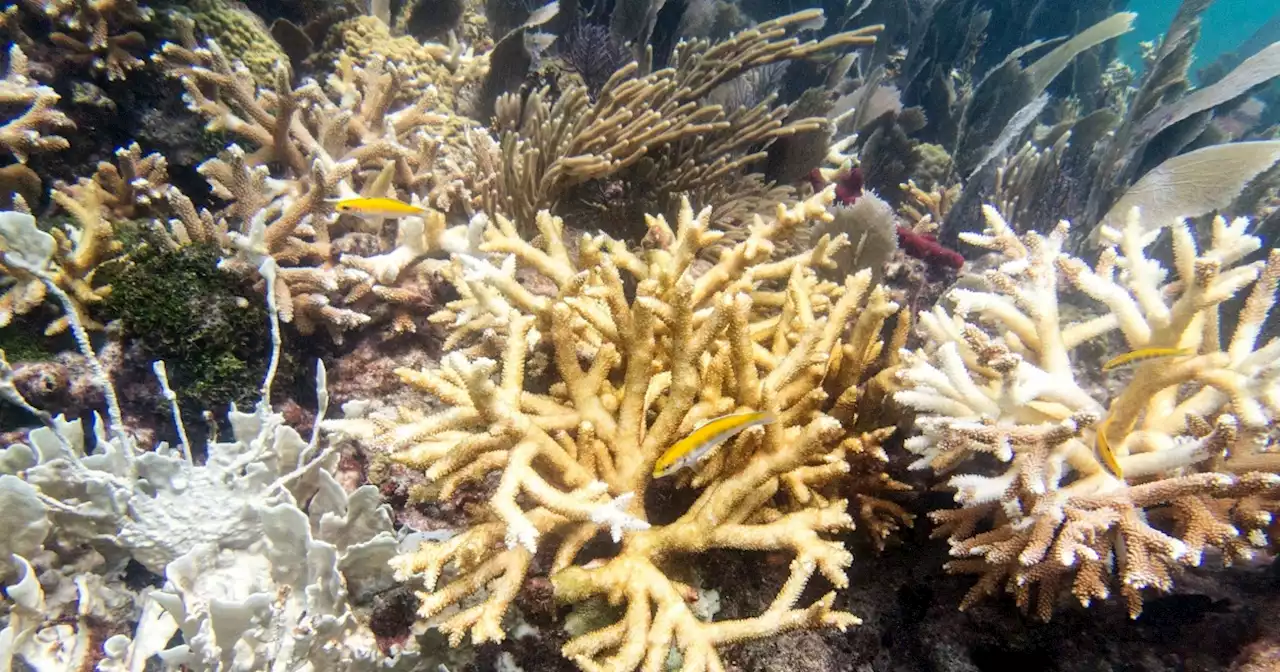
[0,246,410,670]
[895,204,1280,619]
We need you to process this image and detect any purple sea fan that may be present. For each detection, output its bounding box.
[559,22,633,97]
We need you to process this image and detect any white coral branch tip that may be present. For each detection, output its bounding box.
[590,492,651,542]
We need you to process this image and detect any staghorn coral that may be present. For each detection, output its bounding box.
[174,0,289,86]
[324,189,911,671]
[898,179,958,237]
[0,45,74,163]
[25,0,152,80]
[894,204,1280,620]
[315,14,474,109]
[478,10,883,236]
[155,38,483,338]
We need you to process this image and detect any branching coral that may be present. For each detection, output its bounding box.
[0,193,120,335]
[325,189,909,671]
[155,38,483,338]
[894,204,1280,619]
[0,143,188,337]
[0,45,74,163]
[26,0,151,79]
[477,10,883,233]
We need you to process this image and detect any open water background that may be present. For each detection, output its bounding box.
[1122,0,1276,78]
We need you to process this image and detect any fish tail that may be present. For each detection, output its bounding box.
[1095,420,1124,479]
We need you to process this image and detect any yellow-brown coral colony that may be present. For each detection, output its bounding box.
[325,189,909,670]
[5,0,1280,670]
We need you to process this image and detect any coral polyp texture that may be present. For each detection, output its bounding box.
[894,204,1280,619]
[324,189,908,671]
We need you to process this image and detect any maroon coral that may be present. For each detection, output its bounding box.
[813,166,964,271]
[896,226,964,271]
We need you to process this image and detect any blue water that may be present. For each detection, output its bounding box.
[1122,0,1277,73]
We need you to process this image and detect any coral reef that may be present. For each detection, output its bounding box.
[155,38,481,339]
[325,189,910,670]
[478,10,883,237]
[5,0,1280,668]
[894,204,1280,619]
[0,209,410,670]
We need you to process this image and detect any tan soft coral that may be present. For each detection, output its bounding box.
[324,189,909,671]
[894,204,1280,620]
[478,10,882,233]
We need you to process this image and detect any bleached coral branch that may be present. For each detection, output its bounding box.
[897,204,1280,619]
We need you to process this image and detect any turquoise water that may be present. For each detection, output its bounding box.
[1122,0,1277,73]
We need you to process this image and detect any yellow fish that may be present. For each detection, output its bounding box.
[1094,418,1124,479]
[1101,347,1195,371]
[652,410,776,478]
[330,196,427,218]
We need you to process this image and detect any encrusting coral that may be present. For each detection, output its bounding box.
[325,188,912,671]
[894,204,1280,620]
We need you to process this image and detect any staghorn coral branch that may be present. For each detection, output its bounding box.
[0,45,74,162]
[897,203,1280,620]
[326,189,907,670]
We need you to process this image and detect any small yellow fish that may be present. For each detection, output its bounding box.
[331,196,427,218]
[652,410,776,478]
[1094,418,1124,479]
[1101,347,1195,371]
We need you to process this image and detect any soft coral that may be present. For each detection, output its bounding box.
[895,227,964,271]
[811,166,866,206]
[812,166,964,271]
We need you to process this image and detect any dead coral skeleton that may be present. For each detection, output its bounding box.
[895,204,1280,619]
[325,189,910,671]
